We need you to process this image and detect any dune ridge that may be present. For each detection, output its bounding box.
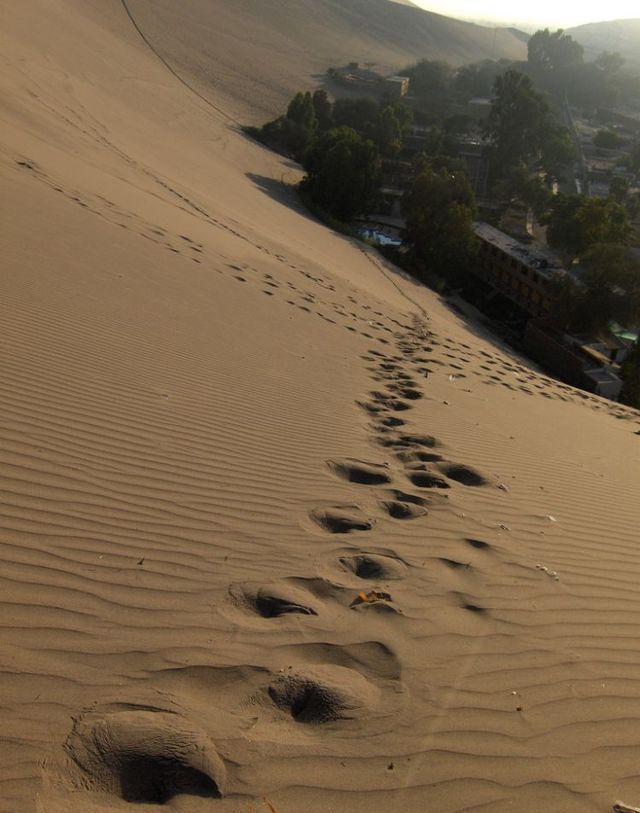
[2,1,640,812]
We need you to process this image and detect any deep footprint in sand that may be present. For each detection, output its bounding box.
[327,458,392,486]
[380,500,427,520]
[388,386,422,400]
[408,471,451,489]
[310,505,375,533]
[378,416,406,428]
[267,665,380,723]
[231,581,319,618]
[438,463,488,487]
[65,709,226,803]
[339,551,408,580]
[395,450,443,464]
[378,432,438,450]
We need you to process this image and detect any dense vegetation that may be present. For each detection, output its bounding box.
[248,86,477,283]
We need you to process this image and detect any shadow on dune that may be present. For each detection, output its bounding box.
[246,173,311,217]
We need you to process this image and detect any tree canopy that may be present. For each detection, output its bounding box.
[485,70,553,172]
[544,194,631,263]
[528,28,584,71]
[302,127,380,222]
[549,244,640,335]
[593,129,621,150]
[403,164,477,283]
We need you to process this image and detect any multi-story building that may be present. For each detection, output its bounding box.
[472,222,566,317]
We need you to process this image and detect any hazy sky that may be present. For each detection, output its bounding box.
[410,0,640,28]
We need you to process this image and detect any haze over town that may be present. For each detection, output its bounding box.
[411,0,640,29]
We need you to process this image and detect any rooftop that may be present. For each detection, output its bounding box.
[585,367,621,385]
[473,222,566,281]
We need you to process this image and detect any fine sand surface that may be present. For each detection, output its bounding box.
[2,2,640,813]
[123,0,527,122]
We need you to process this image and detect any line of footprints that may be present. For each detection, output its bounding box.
[311,325,490,531]
[56,330,505,807]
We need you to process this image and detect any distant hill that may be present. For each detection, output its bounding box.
[506,27,531,45]
[567,19,640,70]
[126,0,527,121]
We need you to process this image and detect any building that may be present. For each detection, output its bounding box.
[524,320,624,400]
[472,223,566,317]
[384,76,409,99]
[467,223,629,401]
[328,67,409,100]
[456,139,490,200]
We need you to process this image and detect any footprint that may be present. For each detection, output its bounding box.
[231,581,318,618]
[465,538,492,550]
[439,558,473,571]
[65,709,225,803]
[388,399,412,412]
[378,416,406,428]
[358,399,388,415]
[310,505,375,533]
[327,458,391,486]
[388,386,422,400]
[379,500,427,520]
[460,598,487,615]
[267,665,379,724]
[437,463,488,487]
[398,433,439,449]
[395,450,443,464]
[408,471,451,489]
[384,489,426,506]
[339,552,408,580]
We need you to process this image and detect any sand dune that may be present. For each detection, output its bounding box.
[2,1,640,812]
[124,0,527,121]
[567,19,640,69]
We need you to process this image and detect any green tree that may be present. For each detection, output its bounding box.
[486,71,552,171]
[258,116,310,160]
[390,102,414,136]
[401,59,453,117]
[501,165,552,217]
[528,28,584,71]
[257,90,318,159]
[595,51,626,75]
[625,192,640,219]
[375,106,402,157]
[332,97,380,135]
[287,91,317,131]
[594,130,621,149]
[620,340,640,408]
[312,89,333,131]
[548,244,640,335]
[302,127,380,222]
[545,194,631,263]
[630,142,640,175]
[454,59,509,100]
[541,125,576,180]
[403,165,477,283]
[578,244,640,331]
[609,176,630,204]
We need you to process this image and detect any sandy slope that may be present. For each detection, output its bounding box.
[2,2,640,813]
[124,0,527,122]
[567,19,640,70]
